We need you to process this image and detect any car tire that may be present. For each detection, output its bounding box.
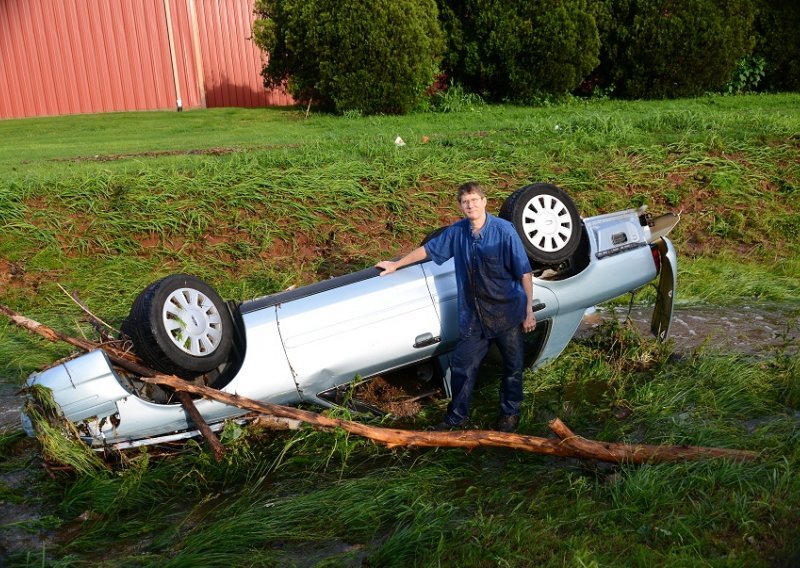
[499,183,582,265]
[123,274,234,378]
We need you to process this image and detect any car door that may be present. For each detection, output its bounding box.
[651,237,677,341]
[276,265,443,402]
[421,258,459,349]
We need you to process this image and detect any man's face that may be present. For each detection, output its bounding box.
[459,191,487,222]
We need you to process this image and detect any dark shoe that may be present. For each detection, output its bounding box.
[496,414,519,433]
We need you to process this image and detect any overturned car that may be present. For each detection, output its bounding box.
[22,183,679,449]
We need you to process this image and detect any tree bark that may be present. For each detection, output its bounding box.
[175,391,225,462]
[0,304,143,368]
[140,374,758,464]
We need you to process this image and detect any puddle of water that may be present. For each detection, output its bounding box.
[579,303,800,355]
[0,382,23,431]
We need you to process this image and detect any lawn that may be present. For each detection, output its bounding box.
[1,94,799,566]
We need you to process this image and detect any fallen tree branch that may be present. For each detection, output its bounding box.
[175,391,225,461]
[0,303,142,368]
[140,374,758,464]
[547,418,755,463]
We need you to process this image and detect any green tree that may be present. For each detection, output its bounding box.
[605,0,756,98]
[253,0,443,115]
[438,0,600,101]
[755,0,800,91]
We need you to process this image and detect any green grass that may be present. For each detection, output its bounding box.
[1,94,799,566]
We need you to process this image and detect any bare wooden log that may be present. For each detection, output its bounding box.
[140,374,758,464]
[175,391,225,462]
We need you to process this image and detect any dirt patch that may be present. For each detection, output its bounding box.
[0,258,58,295]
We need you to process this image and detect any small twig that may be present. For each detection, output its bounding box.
[401,389,440,404]
[56,284,118,338]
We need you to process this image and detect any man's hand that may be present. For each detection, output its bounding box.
[521,272,536,333]
[375,247,428,276]
[522,312,537,333]
[375,260,398,276]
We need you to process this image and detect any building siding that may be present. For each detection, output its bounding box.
[0,0,291,119]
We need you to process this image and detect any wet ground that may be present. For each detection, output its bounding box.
[578,302,799,356]
[0,381,22,431]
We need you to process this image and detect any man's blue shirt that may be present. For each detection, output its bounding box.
[424,214,531,339]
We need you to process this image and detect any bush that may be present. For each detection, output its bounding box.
[724,55,767,95]
[604,0,756,99]
[253,0,443,115]
[438,0,601,101]
[755,0,800,91]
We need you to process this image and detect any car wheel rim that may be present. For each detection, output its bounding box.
[521,194,574,253]
[162,288,224,357]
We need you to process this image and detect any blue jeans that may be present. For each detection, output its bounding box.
[443,322,525,426]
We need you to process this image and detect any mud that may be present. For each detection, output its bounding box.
[0,382,22,431]
[578,302,799,355]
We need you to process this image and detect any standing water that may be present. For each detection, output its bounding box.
[579,302,800,355]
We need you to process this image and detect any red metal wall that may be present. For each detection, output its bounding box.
[0,0,291,119]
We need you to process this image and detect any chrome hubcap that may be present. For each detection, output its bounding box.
[521,194,574,253]
[162,288,224,356]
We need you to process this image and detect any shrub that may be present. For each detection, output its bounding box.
[754,0,800,91]
[724,55,767,95]
[253,0,443,115]
[438,0,600,101]
[604,0,756,99]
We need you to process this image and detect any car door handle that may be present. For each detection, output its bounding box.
[532,300,546,312]
[414,332,441,349]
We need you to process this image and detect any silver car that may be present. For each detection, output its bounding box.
[22,183,678,449]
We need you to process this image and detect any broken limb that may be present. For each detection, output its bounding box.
[176,391,225,462]
[140,374,758,464]
[547,418,757,464]
[0,304,143,368]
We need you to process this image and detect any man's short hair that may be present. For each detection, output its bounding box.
[457,181,485,201]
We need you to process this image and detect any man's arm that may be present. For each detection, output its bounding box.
[375,246,428,276]
[521,272,536,333]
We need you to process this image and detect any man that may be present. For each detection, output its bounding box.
[376,182,536,432]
